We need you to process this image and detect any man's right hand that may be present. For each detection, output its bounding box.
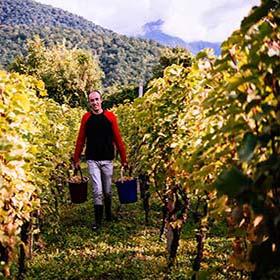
[73,160,80,170]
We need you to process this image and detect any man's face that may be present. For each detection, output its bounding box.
[89,91,102,113]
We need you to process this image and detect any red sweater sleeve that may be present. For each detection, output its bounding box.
[73,112,91,163]
[104,111,127,165]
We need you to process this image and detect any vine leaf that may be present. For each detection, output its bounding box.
[240,0,275,33]
[214,166,252,197]
[237,133,258,162]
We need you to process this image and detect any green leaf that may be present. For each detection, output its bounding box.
[237,133,258,162]
[240,0,275,33]
[214,166,252,197]
[194,270,209,280]
[195,50,209,60]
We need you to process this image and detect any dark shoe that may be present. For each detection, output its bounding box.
[91,223,101,231]
[92,205,103,231]
[92,223,99,231]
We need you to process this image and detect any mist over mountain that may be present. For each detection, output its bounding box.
[141,19,187,48]
[140,19,221,55]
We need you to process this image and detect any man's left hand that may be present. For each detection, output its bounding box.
[122,162,129,171]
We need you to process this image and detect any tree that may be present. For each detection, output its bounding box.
[102,85,145,109]
[152,47,192,79]
[9,36,104,107]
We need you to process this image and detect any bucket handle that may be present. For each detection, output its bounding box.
[68,158,84,182]
[120,167,124,183]
[120,166,132,183]
[69,156,84,181]
[74,166,84,181]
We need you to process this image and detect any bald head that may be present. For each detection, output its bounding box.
[88,90,103,114]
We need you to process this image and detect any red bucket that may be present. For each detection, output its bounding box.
[67,168,89,204]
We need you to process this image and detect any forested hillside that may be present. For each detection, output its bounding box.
[0,0,164,87]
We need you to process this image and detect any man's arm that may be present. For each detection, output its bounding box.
[73,112,91,166]
[105,111,127,166]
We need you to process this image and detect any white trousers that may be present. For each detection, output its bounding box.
[87,160,113,205]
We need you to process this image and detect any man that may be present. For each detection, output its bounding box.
[73,90,128,231]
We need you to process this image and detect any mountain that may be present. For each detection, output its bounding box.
[0,0,164,87]
[140,19,221,55]
[141,19,187,48]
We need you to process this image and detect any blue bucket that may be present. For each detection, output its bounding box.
[115,178,137,204]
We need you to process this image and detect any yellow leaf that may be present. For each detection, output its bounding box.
[16,94,30,112]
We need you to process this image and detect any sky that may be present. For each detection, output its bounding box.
[36,0,260,42]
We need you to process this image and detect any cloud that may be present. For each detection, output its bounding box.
[157,0,260,42]
[36,0,260,42]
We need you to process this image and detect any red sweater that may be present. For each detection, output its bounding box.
[74,110,127,165]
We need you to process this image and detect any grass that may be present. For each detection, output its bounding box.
[24,187,248,280]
